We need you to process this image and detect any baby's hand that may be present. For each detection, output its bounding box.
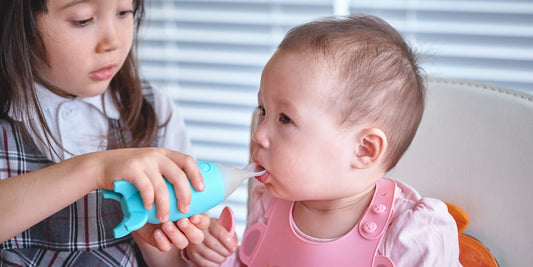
[91,147,204,222]
[133,214,210,251]
[184,216,238,266]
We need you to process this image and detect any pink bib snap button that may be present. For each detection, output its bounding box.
[373,204,387,213]
[363,221,377,233]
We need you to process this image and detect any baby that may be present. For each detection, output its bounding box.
[183,14,461,266]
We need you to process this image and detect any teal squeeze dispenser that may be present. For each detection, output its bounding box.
[103,161,265,238]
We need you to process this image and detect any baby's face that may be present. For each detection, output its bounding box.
[250,50,372,202]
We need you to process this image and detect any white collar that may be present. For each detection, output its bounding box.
[33,83,121,120]
[8,83,121,121]
[7,83,121,162]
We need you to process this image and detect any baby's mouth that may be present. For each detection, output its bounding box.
[255,169,269,183]
[248,161,267,183]
[253,163,265,173]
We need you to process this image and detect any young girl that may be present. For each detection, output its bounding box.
[0,0,209,265]
[183,15,461,266]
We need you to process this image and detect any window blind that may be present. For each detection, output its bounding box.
[349,0,533,94]
[138,0,533,238]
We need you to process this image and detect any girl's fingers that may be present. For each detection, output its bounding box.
[160,165,191,214]
[190,214,211,231]
[167,152,205,192]
[161,221,189,249]
[153,229,172,252]
[161,153,200,214]
[110,148,207,219]
[147,169,171,222]
[183,159,205,193]
[176,218,205,245]
[132,173,155,211]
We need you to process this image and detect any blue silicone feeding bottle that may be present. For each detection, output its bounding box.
[103,161,265,238]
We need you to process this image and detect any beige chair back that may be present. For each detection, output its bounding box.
[388,78,533,266]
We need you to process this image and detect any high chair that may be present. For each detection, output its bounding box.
[387,77,533,266]
[247,77,533,266]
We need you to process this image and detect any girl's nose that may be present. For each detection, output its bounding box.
[96,20,121,53]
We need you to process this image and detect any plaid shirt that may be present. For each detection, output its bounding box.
[0,86,157,266]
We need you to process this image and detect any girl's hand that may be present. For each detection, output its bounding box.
[132,214,210,251]
[184,217,238,266]
[91,147,204,222]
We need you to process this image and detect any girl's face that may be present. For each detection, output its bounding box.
[37,0,135,97]
[251,50,372,203]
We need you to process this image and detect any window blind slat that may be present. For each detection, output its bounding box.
[350,0,533,14]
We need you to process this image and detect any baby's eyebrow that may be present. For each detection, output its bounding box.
[276,97,296,110]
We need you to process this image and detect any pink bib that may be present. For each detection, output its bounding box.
[240,178,396,267]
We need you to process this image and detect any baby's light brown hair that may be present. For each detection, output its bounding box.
[278,14,425,171]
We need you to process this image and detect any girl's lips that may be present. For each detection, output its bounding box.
[90,64,116,81]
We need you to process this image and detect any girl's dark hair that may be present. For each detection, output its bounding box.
[0,0,157,157]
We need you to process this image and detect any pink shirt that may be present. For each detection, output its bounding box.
[222,179,462,266]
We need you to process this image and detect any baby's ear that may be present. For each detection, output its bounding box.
[352,128,387,169]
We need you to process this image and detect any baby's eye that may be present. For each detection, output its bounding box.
[279,113,292,124]
[72,17,93,27]
[257,106,266,116]
[117,9,134,18]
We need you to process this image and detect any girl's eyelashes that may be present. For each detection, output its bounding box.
[72,17,93,27]
[117,9,135,18]
[71,9,133,27]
